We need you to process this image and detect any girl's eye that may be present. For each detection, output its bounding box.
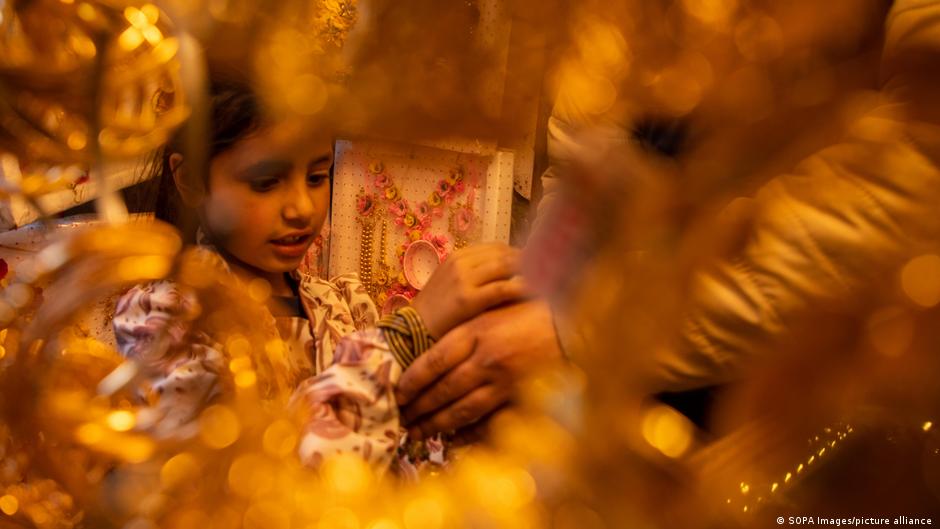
[307,172,328,187]
[250,178,279,192]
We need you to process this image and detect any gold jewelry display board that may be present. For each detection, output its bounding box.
[330,139,513,313]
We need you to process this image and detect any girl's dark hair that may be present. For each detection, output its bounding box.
[145,78,263,232]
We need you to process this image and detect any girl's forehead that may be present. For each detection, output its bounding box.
[224,125,333,167]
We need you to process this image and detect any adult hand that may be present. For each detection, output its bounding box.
[411,243,527,339]
[395,299,564,439]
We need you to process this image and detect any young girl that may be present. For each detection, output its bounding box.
[112,78,526,470]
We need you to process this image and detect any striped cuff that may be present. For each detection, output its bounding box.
[377,306,435,369]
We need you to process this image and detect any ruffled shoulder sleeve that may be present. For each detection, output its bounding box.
[113,280,200,368]
[112,280,225,439]
[297,272,379,370]
[288,327,402,471]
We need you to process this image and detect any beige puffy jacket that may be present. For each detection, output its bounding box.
[542,0,940,392]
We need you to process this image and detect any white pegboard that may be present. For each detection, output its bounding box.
[482,149,514,241]
[0,155,147,230]
[510,124,537,199]
[410,137,498,156]
[328,139,513,280]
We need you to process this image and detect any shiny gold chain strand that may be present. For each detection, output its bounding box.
[358,219,376,299]
[379,218,389,271]
[371,218,391,303]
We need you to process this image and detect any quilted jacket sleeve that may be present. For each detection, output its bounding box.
[652,0,940,391]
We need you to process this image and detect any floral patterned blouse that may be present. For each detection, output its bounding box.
[112,255,404,470]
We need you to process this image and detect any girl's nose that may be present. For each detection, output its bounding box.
[282,176,315,223]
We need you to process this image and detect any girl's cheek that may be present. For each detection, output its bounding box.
[203,195,243,239]
[203,193,269,248]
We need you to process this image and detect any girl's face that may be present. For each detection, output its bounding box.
[199,127,332,281]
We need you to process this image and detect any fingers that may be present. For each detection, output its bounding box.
[467,248,521,286]
[451,277,530,331]
[448,405,508,446]
[449,243,520,277]
[395,329,478,406]
[474,276,530,309]
[450,242,515,264]
[407,384,509,440]
[401,359,487,424]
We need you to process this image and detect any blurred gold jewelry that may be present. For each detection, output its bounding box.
[0,1,188,165]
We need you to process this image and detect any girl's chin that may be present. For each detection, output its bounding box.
[263,254,305,271]
[236,254,301,275]
[227,246,307,275]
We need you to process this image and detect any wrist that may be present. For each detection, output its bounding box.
[377,306,436,369]
[410,295,441,339]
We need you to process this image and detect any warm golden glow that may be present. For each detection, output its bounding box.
[2,1,939,528]
[142,25,164,45]
[199,405,241,449]
[245,501,290,529]
[235,370,258,388]
[76,2,96,21]
[68,33,97,59]
[6,284,34,308]
[106,410,136,432]
[734,14,783,62]
[228,453,276,498]
[152,37,180,64]
[141,4,160,24]
[641,404,694,458]
[248,278,273,302]
[284,74,329,116]
[118,255,171,280]
[0,495,18,515]
[161,452,200,490]
[264,339,287,363]
[227,336,252,357]
[118,27,146,52]
[262,420,297,457]
[124,7,149,28]
[404,497,444,529]
[682,0,738,26]
[75,422,105,444]
[901,254,940,308]
[230,356,252,373]
[318,506,361,529]
[66,130,88,150]
[367,520,401,529]
[866,306,914,357]
[322,454,373,495]
[118,436,156,463]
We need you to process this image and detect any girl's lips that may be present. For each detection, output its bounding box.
[269,234,312,258]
